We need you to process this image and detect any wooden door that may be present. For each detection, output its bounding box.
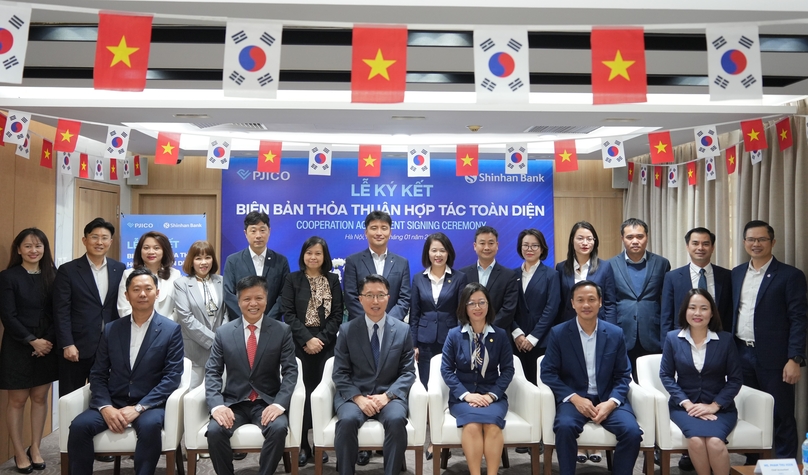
[73,179,121,260]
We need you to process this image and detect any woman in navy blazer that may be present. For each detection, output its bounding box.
[441,283,514,475]
[555,221,616,325]
[410,232,468,388]
[511,229,560,385]
[660,288,742,475]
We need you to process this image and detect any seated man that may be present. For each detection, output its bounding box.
[205,275,298,475]
[67,267,184,475]
[540,280,642,475]
[333,274,416,475]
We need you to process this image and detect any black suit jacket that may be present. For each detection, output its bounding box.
[280,271,344,348]
[410,269,468,345]
[223,248,290,321]
[343,249,410,321]
[459,262,518,329]
[53,255,125,357]
[660,264,733,341]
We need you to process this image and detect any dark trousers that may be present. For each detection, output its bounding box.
[335,399,408,475]
[59,356,95,397]
[206,400,288,475]
[513,342,545,386]
[736,339,798,459]
[416,342,443,389]
[68,407,165,475]
[296,334,333,454]
[553,397,641,475]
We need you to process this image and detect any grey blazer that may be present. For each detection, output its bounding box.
[173,274,227,368]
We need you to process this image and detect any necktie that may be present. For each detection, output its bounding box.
[698,268,708,290]
[247,324,258,401]
[371,323,380,368]
[472,332,485,371]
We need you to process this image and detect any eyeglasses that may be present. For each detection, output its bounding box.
[88,235,112,243]
[575,237,595,244]
[466,300,488,308]
[521,244,541,251]
[744,237,771,244]
[360,293,389,301]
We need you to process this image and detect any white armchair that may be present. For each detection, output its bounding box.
[636,354,774,475]
[59,357,192,475]
[428,354,542,475]
[183,357,305,475]
[311,356,428,475]
[536,355,655,475]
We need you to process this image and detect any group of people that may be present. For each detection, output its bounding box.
[0,209,803,475]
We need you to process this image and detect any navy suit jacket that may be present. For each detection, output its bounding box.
[555,258,617,325]
[731,257,808,369]
[53,255,126,357]
[440,325,514,405]
[659,330,742,409]
[459,262,518,329]
[89,312,184,410]
[512,263,561,349]
[223,248,290,321]
[410,269,468,346]
[343,249,411,321]
[660,264,733,342]
[541,318,633,407]
[609,251,671,352]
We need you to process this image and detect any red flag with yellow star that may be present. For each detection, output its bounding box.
[654,166,662,188]
[740,119,767,151]
[456,144,479,176]
[155,132,180,165]
[775,117,792,151]
[351,26,407,103]
[54,119,81,152]
[591,28,647,105]
[79,153,89,178]
[627,162,634,182]
[648,131,673,164]
[258,141,282,173]
[554,140,578,172]
[40,139,53,169]
[687,161,697,186]
[725,145,737,174]
[94,12,153,91]
[109,158,119,180]
[358,145,382,177]
[0,113,6,145]
[133,155,142,176]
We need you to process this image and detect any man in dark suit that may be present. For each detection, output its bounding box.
[459,225,518,329]
[333,274,416,475]
[609,218,671,371]
[223,211,290,321]
[731,220,807,460]
[344,211,410,321]
[540,280,642,475]
[54,217,126,397]
[67,268,184,475]
[205,275,298,475]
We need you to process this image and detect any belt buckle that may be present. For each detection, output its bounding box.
[745,340,755,347]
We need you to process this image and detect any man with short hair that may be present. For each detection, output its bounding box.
[459,226,518,329]
[54,217,126,397]
[333,274,416,475]
[731,220,807,460]
[67,268,184,475]
[206,275,298,475]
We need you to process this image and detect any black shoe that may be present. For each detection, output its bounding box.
[425,450,433,461]
[589,453,602,463]
[515,447,530,454]
[678,454,695,471]
[357,450,371,466]
[14,455,33,474]
[322,452,329,463]
[653,448,661,466]
[95,455,115,463]
[26,448,45,471]
[577,454,588,464]
[376,450,383,455]
[298,451,309,467]
[233,452,247,461]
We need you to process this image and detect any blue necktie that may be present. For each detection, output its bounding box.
[698,268,708,290]
[371,323,380,368]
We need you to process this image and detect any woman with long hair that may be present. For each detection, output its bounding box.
[117,231,181,320]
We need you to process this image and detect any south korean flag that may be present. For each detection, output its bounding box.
[693,125,720,158]
[59,151,73,175]
[473,29,530,103]
[4,109,30,145]
[601,138,626,169]
[705,157,717,181]
[407,146,430,178]
[15,132,29,158]
[0,6,31,84]
[206,137,232,170]
[706,26,763,101]
[223,21,282,99]
[122,157,131,179]
[640,165,648,185]
[105,126,130,159]
[505,143,528,175]
[308,144,332,176]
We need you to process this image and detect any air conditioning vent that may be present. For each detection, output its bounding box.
[523,125,599,134]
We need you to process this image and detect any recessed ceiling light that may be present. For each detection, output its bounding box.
[174,113,210,118]
[391,116,426,120]
[602,118,640,123]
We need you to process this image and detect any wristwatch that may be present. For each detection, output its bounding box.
[385,391,396,400]
[135,404,145,413]
[791,355,806,366]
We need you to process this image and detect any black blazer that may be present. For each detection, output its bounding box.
[223,247,290,321]
[660,264,733,342]
[555,258,617,325]
[343,249,410,321]
[53,255,125,357]
[0,265,55,344]
[410,269,468,346]
[459,262,518,329]
[513,262,561,349]
[280,271,344,348]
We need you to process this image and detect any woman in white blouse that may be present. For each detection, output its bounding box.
[117,231,181,320]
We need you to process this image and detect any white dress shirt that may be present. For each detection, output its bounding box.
[365,314,386,349]
[574,259,590,284]
[689,262,716,299]
[425,267,451,305]
[130,313,155,368]
[87,255,109,304]
[250,248,267,276]
[477,259,495,287]
[735,258,773,342]
[370,248,388,275]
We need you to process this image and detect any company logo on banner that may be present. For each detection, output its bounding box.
[121,214,208,271]
[221,155,554,270]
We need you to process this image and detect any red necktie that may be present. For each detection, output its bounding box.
[247,324,258,401]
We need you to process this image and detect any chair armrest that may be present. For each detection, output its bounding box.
[183,384,209,450]
[163,358,193,449]
[736,385,774,447]
[628,382,656,447]
[311,372,336,446]
[407,380,428,446]
[59,384,92,452]
[287,358,306,448]
[635,380,671,447]
[506,372,542,443]
[535,378,556,445]
[427,355,449,443]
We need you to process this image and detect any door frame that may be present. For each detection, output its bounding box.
[73,178,121,259]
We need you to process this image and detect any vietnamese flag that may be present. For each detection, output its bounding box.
[133,155,142,176]
[79,153,89,178]
[725,145,737,174]
[554,140,578,172]
[358,145,382,177]
[653,166,662,188]
[591,28,647,105]
[687,162,697,186]
[648,131,673,164]
[109,158,119,180]
[740,119,767,151]
[0,113,6,145]
[627,162,634,182]
[54,119,81,152]
[40,139,53,169]
[351,26,407,103]
[257,141,282,173]
[775,117,793,151]
[94,12,153,91]
[456,144,479,176]
[155,132,180,165]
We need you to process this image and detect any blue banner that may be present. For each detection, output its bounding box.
[221,154,554,272]
[121,214,208,271]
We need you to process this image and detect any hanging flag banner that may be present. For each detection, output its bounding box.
[648,131,673,164]
[223,21,282,98]
[725,145,737,174]
[627,162,634,182]
[120,214,207,271]
[473,29,530,103]
[59,152,73,175]
[687,162,697,186]
[0,113,6,145]
[640,165,648,185]
[15,132,29,158]
[705,157,717,181]
[257,141,282,173]
[351,26,407,103]
[4,110,30,145]
[775,117,793,151]
[554,140,578,173]
[94,12,153,91]
[40,139,53,169]
[110,158,119,180]
[122,157,131,178]
[667,165,678,187]
[591,27,647,105]
[308,144,332,176]
[750,149,763,165]
[407,146,431,178]
[740,118,767,151]
[601,138,626,169]
[706,25,763,101]
[133,155,142,176]
[54,119,81,153]
[94,157,105,180]
[505,143,528,175]
[105,126,130,159]
[654,166,663,187]
[694,125,720,158]
[207,137,232,169]
[79,153,89,178]
[357,144,382,177]
[456,144,479,176]
[0,6,31,85]
[155,132,180,165]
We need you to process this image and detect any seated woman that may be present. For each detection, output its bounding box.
[441,283,514,475]
[659,288,742,475]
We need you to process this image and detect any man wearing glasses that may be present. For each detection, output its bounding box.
[731,220,807,461]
